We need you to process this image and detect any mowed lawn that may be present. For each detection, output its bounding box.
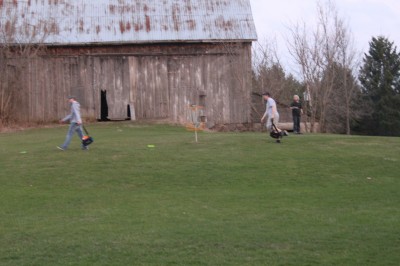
[0,123,399,266]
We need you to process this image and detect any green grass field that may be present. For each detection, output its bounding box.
[1,123,399,265]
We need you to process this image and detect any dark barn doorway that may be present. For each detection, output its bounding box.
[100,90,109,121]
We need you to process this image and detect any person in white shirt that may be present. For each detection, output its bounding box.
[57,96,88,150]
[260,92,288,142]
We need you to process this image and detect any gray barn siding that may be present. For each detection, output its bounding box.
[16,43,252,126]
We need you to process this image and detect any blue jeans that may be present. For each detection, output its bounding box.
[293,115,301,133]
[61,123,85,149]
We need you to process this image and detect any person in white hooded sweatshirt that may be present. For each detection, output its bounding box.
[57,96,88,150]
[261,92,288,143]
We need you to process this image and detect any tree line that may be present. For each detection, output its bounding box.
[252,1,400,136]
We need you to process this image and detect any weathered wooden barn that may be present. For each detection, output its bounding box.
[0,0,257,126]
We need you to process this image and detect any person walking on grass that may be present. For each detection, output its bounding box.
[261,92,288,143]
[57,96,88,151]
[290,94,303,134]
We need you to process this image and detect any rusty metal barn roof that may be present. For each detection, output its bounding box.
[0,0,257,45]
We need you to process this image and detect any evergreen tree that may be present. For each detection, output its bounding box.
[358,36,400,136]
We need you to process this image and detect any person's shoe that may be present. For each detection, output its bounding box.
[82,146,89,151]
[57,146,65,151]
[276,139,281,143]
[283,130,289,136]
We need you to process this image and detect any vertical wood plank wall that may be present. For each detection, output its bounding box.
[16,43,252,126]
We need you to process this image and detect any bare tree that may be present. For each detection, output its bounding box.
[287,0,360,133]
[252,38,286,96]
[287,20,321,132]
[336,20,362,134]
[251,38,303,128]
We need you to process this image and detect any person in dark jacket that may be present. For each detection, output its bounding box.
[290,95,303,134]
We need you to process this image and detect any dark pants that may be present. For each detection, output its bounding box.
[293,115,301,133]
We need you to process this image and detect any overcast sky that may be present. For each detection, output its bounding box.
[249,0,400,69]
